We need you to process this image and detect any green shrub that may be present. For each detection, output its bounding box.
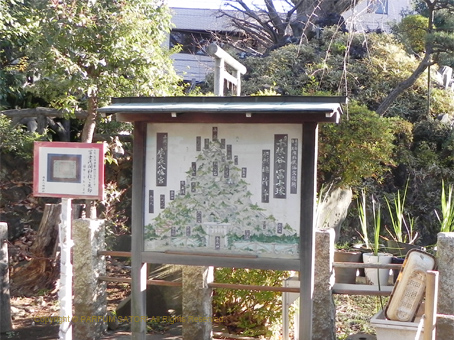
[319,102,412,186]
[393,15,430,54]
[0,114,46,160]
[213,268,293,338]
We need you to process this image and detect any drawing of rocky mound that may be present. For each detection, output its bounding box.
[145,140,299,257]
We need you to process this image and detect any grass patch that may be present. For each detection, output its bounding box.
[334,295,389,340]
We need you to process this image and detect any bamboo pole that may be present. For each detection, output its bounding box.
[333,262,402,269]
[98,276,300,292]
[98,250,131,258]
[424,270,439,340]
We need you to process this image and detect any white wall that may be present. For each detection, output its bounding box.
[343,0,412,32]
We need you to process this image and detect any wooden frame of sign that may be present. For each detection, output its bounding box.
[98,95,346,340]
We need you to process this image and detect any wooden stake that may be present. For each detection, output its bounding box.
[424,270,439,340]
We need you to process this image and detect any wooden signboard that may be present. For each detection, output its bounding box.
[98,95,346,340]
[33,141,104,200]
[33,141,104,340]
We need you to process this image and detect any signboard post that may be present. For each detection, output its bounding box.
[33,142,104,340]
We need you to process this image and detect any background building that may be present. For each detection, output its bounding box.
[169,1,413,83]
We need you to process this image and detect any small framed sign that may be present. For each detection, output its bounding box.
[33,142,104,199]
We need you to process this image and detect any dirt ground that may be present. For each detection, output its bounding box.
[2,250,235,340]
[3,281,128,340]
[3,282,186,340]
[3,255,150,340]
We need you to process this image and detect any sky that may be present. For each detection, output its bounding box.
[167,0,228,9]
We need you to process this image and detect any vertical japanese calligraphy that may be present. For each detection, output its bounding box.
[160,194,165,209]
[213,161,218,176]
[273,134,288,199]
[290,138,299,194]
[224,165,230,178]
[226,145,232,160]
[261,150,270,203]
[180,181,186,195]
[277,223,283,234]
[156,133,168,187]
[149,190,154,213]
[87,149,94,193]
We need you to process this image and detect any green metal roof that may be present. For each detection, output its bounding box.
[98,96,347,123]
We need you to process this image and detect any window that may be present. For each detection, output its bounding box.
[169,30,213,55]
[368,0,388,14]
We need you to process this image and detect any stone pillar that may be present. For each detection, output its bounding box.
[182,266,213,340]
[436,232,454,339]
[0,222,12,334]
[312,229,336,340]
[73,219,106,340]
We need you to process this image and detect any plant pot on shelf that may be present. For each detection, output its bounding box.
[362,252,393,286]
[334,250,362,284]
[386,239,421,257]
[390,256,405,284]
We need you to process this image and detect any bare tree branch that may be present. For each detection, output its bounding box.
[219,0,362,53]
[376,0,438,116]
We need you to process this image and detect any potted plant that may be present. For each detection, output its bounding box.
[357,190,393,287]
[435,180,454,233]
[334,243,362,284]
[384,180,420,257]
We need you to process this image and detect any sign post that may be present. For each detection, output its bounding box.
[33,142,104,340]
[98,95,346,340]
[59,197,73,340]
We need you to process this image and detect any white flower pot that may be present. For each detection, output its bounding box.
[362,252,393,286]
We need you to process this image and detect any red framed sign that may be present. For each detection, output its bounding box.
[33,142,105,199]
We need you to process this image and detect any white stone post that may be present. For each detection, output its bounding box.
[59,198,73,340]
[312,229,336,340]
[436,232,454,339]
[0,222,12,334]
[182,266,214,340]
[73,218,107,340]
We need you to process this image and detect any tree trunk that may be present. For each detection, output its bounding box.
[81,95,98,143]
[376,0,436,116]
[10,204,85,296]
[10,204,61,296]
[376,54,432,116]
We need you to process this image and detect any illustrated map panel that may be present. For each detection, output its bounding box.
[144,124,302,259]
